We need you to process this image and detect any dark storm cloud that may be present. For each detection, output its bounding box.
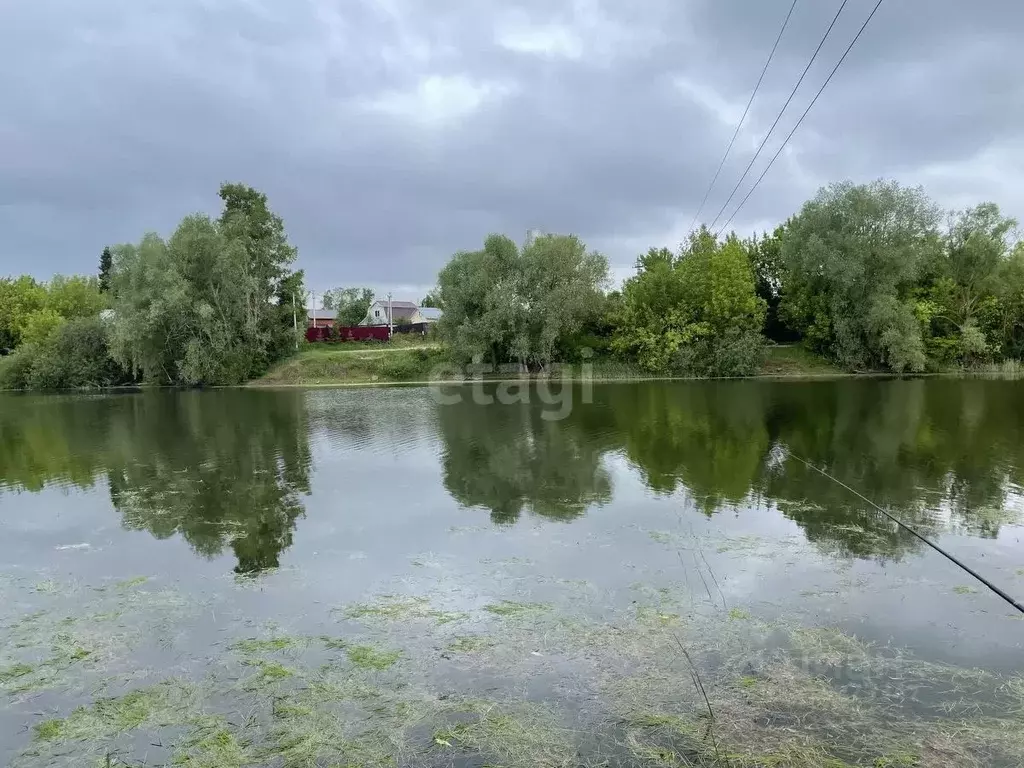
[1,0,1021,294]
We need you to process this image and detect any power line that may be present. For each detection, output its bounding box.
[687,0,799,234]
[706,0,851,232]
[784,447,1024,616]
[716,0,885,236]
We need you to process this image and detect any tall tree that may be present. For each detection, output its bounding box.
[436,233,608,369]
[110,184,303,385]
[780,180,942,372]
[98,247,113,293]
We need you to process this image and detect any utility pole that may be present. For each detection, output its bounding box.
[292,292,298,349]
[387,292,393,339]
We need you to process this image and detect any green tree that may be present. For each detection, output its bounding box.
[99,247,113,294]
[110,184,303,385]
[918,203,1016,365]
[217,182,302,370]
[780,180,941,372]
[436,233,608,369]
[745,226,793,342]
[322,287,374,326]
[19,308,66,347]
[0,276,46,349]
[613,228,766,375]
[995,243,1024,358]
[420,291,443,309]
[45,274,106,320]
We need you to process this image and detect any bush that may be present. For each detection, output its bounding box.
[0,345,39,390]
[6,318,131,391]
[671,329,766,378]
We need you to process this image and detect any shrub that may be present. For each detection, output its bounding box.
[671,329,766,378]
[22,318,129,390]
[0,345,39,390]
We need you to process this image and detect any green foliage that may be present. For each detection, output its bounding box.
[0,276,46,349]
[0,318,128,390]
[781,180,941,371]
[110,184,303,385]
[322,287,374,326]
[420,290,443,309]
[613,228,765,376]
[436,233,608,368]
[99,246,113,294]
[45,274,106,320]
[19,308,66,346]
[0,274,104,351]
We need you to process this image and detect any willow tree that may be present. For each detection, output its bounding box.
[436,233,608,369]
[781,180,942,372]
[110,183,303,385]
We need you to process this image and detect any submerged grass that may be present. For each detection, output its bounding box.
[433,701,576,768]
[483,600,552,618]
[340,595,468,626]
[346,644,402,670]
[446,636,496,654]
[8,570,1024,768]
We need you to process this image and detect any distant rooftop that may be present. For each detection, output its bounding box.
[307,308,338,320]
[419,307,443,321]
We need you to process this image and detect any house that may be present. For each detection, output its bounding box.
[359,300,419,327]
[307,308,337,329]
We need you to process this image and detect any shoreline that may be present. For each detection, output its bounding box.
[4,370,1024,395]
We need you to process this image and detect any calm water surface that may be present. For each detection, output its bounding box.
[1,380,1022,766]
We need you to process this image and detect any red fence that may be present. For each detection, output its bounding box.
[305,326,391,343]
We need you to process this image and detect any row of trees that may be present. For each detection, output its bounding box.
[432,179,1023,375]
[0,184,305,389]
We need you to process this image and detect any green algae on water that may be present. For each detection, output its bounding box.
[483,600,551,618]
[346,644,401,670]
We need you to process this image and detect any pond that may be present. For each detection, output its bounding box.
[1,379,1022,767]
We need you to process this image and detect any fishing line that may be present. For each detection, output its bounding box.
[780,447,1024,616]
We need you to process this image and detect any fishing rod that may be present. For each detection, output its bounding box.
[780,447,1024,616]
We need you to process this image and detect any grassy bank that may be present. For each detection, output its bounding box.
[251,341,845,388]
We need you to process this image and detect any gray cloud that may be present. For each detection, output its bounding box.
[2,0,1021,297]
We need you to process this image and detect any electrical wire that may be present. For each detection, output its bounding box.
[784,448,1024,616]
[716,0,885,236]
[687,0,799,234]
[706,0,850,232]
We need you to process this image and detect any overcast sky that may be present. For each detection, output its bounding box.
[2,0,1022,301]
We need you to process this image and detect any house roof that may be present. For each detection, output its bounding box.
[307,308,338,320]
[377,300,418,309]
[389,306,417,322]
[419,307,443,320]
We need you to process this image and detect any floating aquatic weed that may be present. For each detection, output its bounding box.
[29,679,206,750]
[647,531,683,546]
[446,636,496,654]
[635,606,682,626]
[346,645,401,670]
[242,659,295,686]
[432,700,576,768]
[114,576,149,590]
[339,595,466,625]
[483,600,552,618]
[171,719,254,768]
[953,585,978,595]
[0,662,35,684]
[230,636,304,655]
